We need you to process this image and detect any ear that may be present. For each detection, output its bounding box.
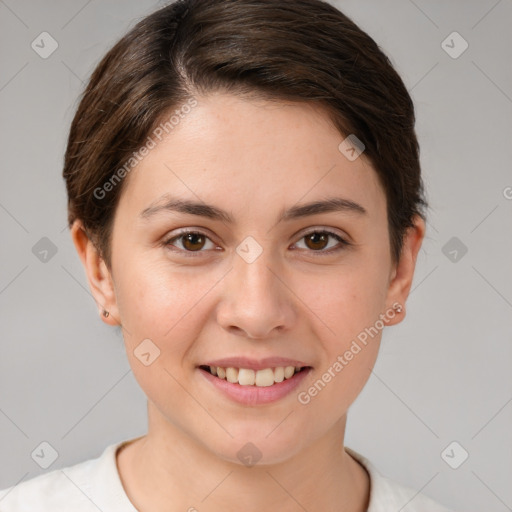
[70,219,120,326]
[384,215,426,326]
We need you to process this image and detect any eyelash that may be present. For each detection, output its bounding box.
[162,228,350,257]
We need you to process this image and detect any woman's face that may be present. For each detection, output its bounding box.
[87,92,424,464]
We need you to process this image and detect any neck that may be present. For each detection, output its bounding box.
[117,402,370,512]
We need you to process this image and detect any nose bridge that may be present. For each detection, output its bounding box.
[232,231,279,288]
[237,245,279,297]
[216,236,294,338]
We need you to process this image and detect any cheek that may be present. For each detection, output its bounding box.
[114,257,206,350]
[113,260,210,408]
[294,252,388,400]
[295,256,389,340]
[296,269,385,415]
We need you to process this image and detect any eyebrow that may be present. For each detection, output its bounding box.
[139,194,367,224]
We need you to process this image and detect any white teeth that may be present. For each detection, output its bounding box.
[204,364,305,386]
[274,366,285,383]
[255,368,275,387]
[225,367,239,383]
[284,366,295,379]
[238,368,255,386]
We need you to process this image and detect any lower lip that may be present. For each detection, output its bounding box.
[197,367,312,405]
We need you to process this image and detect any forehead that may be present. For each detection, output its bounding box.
[116,92,385,225]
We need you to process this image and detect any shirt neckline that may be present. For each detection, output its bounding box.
[99,438,391,512]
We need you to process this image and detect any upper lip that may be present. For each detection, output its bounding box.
[199,356,311,371]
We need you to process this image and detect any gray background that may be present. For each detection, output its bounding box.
[1,1,511,511]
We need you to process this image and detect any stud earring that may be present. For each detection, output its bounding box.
[102,309,110,318]
[394,304,403,313]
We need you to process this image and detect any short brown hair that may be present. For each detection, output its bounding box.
[63,0,427,269]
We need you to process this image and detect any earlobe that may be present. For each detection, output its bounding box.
[384,215,426,326]
[70,220,120,326]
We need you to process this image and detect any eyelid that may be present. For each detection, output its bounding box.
[296,226,350,243]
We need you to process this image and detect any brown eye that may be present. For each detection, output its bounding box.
[164,230,215,254]
[304,232,329,251]
[294,230,349,254]
[181,232,206,251]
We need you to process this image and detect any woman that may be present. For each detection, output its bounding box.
[0,0,455,510]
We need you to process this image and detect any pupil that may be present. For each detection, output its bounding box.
[184,233,204,251]
[307,233,327,250]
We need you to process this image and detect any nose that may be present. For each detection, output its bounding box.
[215,247,296,340]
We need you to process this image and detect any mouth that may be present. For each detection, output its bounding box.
[198,364,311,387]
[197,363,312,405]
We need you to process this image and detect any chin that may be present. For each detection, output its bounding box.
[204,429,307,468]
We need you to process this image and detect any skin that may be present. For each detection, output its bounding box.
[71,92,425,512]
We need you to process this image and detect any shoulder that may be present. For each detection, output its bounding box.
[0,440,136,512]
[0,454,99,511]
[346,447,455,512]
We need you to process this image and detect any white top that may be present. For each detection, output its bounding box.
[0,438,454,511]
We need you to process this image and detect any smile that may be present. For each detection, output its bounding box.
[197,364,312,405]
[199,365,309,387]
